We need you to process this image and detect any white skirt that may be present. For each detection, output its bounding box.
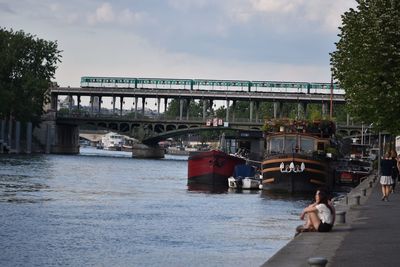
[380,175,393,185]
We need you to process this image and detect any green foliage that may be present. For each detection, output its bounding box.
[230,101,249,118]
[165,99,206,118]
[0,28,62,124]
[164,99,180,117]
[307,104,323,121]
[215,106,226,118]
[331,0,400,134]
[332,104,347,124]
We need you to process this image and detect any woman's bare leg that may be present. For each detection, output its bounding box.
[381,185,386,199]
[306,211,321,230]
[384,185,391,199]
[303,214,310,228]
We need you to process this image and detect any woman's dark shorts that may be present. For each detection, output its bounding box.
[318,222,333,232]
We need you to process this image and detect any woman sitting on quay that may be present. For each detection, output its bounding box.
[298,189,335,233]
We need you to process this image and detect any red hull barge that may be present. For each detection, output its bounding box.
[188,150,246,187]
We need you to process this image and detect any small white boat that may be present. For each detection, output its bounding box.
[227,164,262,190]
[101,132,124,151]
[228,176,262,190]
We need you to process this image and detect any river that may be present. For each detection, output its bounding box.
[0,147,309,267]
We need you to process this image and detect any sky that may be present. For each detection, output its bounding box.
[0,0,357,87]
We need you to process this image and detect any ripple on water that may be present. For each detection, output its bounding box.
[0,149,307,267]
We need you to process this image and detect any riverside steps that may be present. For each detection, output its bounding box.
[261,173,400,267]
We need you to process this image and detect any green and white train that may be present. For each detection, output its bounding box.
[80,76,344,95]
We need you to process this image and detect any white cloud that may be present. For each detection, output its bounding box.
[86,2,143,26]
[1,0,356,87]
[227,0,355,33]
[87,3,115,25]
[250,0,302,13]
[49,3,60,13]
[167,0,209,11]
[66,13,79,24]
[118,8,145,25]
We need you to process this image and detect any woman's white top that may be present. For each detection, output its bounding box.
[316,203,333,224]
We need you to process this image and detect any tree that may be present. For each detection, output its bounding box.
[331,0,400,133]
[165,99,208,118]
[0,28,62,124]
[164,99,180,118]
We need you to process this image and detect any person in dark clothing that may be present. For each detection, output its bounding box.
[380,153,394,201]
[390,151,399,193]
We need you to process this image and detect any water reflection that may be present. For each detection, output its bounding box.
[260,189,312,201]
[0,150,307,267]
[187,183,228,194]
[0,174,51,203]
[0,155,52,203]
[227,187,261,194]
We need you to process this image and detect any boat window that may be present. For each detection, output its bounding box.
[300,137,314,153]
[317,142,325,151]
[269,136,284,153]
[284,136,297,153]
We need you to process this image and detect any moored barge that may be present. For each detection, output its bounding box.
[261,120,336,193]
[188,150,246,187]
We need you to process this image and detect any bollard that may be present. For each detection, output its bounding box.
[345,195,348,205]
[336,211,346,224]
[355,195,361,205]
[362,188,367,196]
[308,257,328,267]
[369,181,373,188]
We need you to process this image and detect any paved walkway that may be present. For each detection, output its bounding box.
[329,180,400,267]
[262,175,400,267]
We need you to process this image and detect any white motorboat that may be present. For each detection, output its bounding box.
[227,164,262,190]
[228,176,262,190]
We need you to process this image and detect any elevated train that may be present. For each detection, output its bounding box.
[80,76,345,95]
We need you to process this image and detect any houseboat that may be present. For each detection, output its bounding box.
[101,132,124,151]
[261,119,336,194]
[188,150,246,187]
[335,158,372,185]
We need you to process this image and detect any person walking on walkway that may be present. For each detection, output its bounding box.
[380,152,394,201]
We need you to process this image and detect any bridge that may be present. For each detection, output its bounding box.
[50,76,346,123]
[46,76,355,157]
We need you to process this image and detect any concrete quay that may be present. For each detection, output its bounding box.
[262,174,400,267]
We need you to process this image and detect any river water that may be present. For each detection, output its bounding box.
[0,147,309,267]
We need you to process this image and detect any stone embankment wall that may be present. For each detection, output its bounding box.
[0,118,79,154]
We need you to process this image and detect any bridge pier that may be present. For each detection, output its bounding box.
[273,102,282,118]
[135,96,138,119]
[33,119,79,154]
[322,102,328,117]
[142,97,146,117]
[179,99,184,120]
[297,102,307,119]
[202,99,207,121]
[249,101,254,122]
[225,99,230,122]
[132,143,165,159]
[231,100,236,122]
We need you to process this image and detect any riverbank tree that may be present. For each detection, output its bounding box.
[331,0,400,133]
[0,28,62,125]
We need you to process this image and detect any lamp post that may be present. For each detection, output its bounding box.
[378,131,382,177]
[329,74,333,119]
